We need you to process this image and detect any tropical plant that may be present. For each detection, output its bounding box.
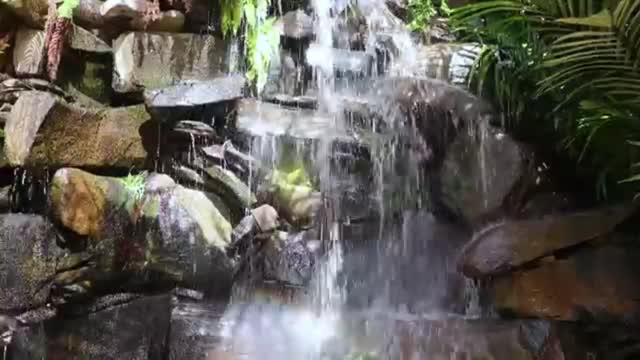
[220,0,280,92]
[121,172,147,202]
[408,0,451,31]
[451,0,640,200]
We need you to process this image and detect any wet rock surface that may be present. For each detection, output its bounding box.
[490,242,640,322]
[460,203,637,277]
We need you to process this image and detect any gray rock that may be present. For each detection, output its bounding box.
[171,120,217,139]
[68,25,112,53]
[46,295,171,360]
[0,214,64,311]
[202,165,256,223]
[113,32,227,93]
[6,323,47,360]
[439,127,534,223]
[262,231,317,287]
[144,75,245,123]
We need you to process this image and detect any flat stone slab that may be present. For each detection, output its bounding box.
[113,32,227,93]
[144,75,245,122]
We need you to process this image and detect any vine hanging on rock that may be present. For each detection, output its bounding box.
[44,0,78,81]
[220,0,279,93]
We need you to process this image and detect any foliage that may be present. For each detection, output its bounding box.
[57,0,79,18]
[121,172,147,202]
[220,0,280,92]
[408,0,450,31]
[450,0,640,200]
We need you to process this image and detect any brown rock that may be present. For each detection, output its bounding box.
[4,91,154,169]
[113,32,227,93]
[490,244,640,322]
[459,203,637,277]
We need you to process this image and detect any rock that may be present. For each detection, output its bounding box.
[170,120,217,140]
[0,214,64,311]
[131,10,186,32]
[6,324,47,360]
[459,203,636,277]
[252,204,280,233]
[2,0,48,28]
[13,29,46,77]
[202,165,256,223]
[144,75,245,123]
[68,25,112,53]
[13,27,112,78]
[4,91,155,169]
[46,295,171,360]
[439,127,534,223]
[167,301,226,360]
[353,317,594,360]
[49,168,235,294]
[490,244,640,322]
[262,231,318,287]
[113,32,227,94]
[275,10,314,39]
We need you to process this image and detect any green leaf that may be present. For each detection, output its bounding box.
[58,0,79,19]
[555,9,612,27]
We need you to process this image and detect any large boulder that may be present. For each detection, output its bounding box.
[490,243,640,322]
[4,91,155,169]
[459,203,637,277]
[0,214,65,311]
[49,168,235,295]
[113,32,227,94]
[439,127,534,223]
[46,295,171,360]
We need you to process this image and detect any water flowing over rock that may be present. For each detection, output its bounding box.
[491,243,640,322]
[167,301,227,360]
[460,203,637,277]
[49,168,235,295]
[113,32,227,94]
[0,214,64,311]
[439,128,535,223]
[4,91,155,169]
[275,10,314,39]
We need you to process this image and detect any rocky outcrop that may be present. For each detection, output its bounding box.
[0,214,65,311]
[459,203,637,277]
[113,32,227,94]
[4,91,155,169]
[490,243,640,322]
[49,168,234,295]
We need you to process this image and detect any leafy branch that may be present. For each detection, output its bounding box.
[220,0,280,93]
